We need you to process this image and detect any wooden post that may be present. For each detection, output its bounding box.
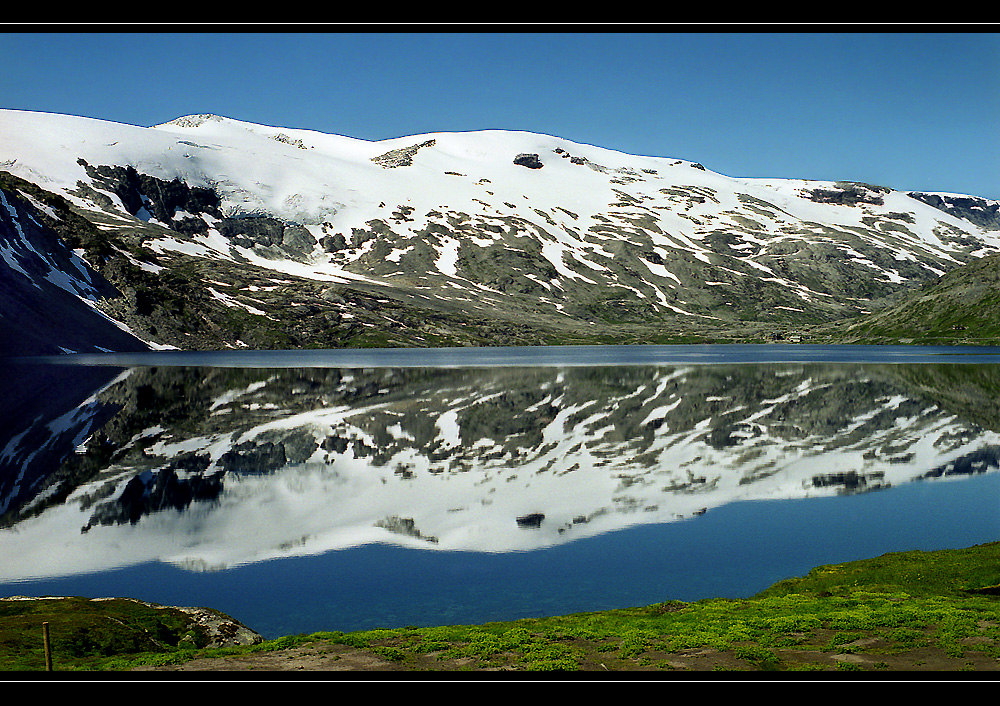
[42,622,52,671]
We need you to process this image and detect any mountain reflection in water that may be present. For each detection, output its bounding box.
[3,354,1000,590]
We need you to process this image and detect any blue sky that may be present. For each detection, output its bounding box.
[2,30,998,198]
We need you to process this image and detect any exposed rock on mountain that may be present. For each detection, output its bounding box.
[0,173,149,356]
[372,139,436,168]
[907,192,1000,231]
[77,161,224,232]
[805,181,889,207]
[513,153,544,169]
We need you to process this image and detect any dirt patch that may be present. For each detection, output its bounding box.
[131,642,409,672]
[130,636,1000,673]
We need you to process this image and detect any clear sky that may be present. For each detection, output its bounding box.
[2,29,998,199]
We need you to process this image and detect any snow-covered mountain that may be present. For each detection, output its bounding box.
[2,362,999,579]
[2,109,1000,354]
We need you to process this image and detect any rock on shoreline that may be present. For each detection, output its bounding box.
[1,596,264,648]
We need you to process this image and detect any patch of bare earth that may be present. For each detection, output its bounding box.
[131,635,1000,673]
[131,643,409,672]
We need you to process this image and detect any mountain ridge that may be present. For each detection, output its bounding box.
[2,109,999,355]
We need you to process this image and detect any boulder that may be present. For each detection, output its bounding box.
[513,153,544,169]
[516,512,545,528]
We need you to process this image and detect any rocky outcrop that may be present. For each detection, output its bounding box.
[811,470,885,493]
[805,181,890,206]
[82,464,225,531]
[77,163,321,263]
[219,217,317,261]
[375,516,439,544]
[513,153,544,169]
[372,139,436,168]
[270,132,308,149]
[516,512,545,528]
[0,175,149,356]
[77,161,223,234]
[909,191,1000,230]
[169,602,264,647]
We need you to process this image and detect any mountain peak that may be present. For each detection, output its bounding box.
[156,114,229,129]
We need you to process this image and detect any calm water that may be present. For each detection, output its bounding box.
[2,344,1000,638]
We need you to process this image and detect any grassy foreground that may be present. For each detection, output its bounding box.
[6,541,1000,673]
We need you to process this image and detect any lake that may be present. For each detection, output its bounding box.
[2,344,1000,638]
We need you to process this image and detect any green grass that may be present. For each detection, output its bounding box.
[755,542,1000,599]
[298,583,1000,671]
[0,597,221,671]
